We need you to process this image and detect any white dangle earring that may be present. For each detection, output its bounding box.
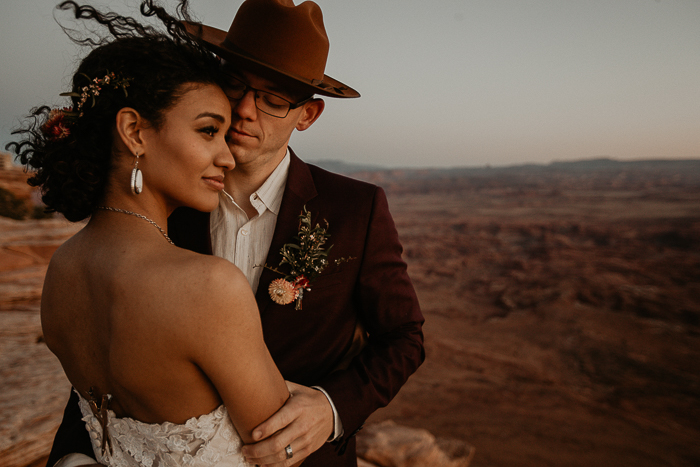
[130,152,143,195]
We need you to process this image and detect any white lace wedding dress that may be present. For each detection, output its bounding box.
[76,391,251,466]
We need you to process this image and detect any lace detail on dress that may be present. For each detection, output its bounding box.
[76,390,250,467]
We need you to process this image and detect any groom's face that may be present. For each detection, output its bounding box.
[223,69,309,171]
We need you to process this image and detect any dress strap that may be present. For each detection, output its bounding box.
[87,387,113,457]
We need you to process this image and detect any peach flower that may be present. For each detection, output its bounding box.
[268,278,299,305]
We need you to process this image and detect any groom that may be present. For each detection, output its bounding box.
[46,1,424,466]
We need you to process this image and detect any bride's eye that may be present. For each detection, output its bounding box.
[199,126,219,137]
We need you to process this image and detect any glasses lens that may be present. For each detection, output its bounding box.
[223,74,293,118]
[257,92,291,118]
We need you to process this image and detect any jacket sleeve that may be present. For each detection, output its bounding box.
[317,186,425,447]
[46,389,95,466]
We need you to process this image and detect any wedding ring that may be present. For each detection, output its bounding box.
[285,444,293,459]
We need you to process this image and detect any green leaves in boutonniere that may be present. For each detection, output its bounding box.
[267,206,340,310]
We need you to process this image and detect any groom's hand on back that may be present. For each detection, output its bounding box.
[241,381,333,466]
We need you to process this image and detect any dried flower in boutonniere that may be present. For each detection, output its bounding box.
[267,206,353,310]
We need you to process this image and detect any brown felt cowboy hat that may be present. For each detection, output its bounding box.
[184,0,360,99]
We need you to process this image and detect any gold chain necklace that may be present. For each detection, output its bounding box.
[97,206,174,245]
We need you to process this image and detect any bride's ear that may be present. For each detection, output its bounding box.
[115,108,147,156]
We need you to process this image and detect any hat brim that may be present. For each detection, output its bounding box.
[184,22,360,99]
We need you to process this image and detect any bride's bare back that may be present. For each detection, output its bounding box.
[42,212,288,442]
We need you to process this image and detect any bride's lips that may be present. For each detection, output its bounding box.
[203,175,225,191]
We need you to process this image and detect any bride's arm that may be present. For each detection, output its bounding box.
[184,259,289,444]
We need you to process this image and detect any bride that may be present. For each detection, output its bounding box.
[8,1,300,466]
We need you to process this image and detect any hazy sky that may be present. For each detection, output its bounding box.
[1,0,699,168]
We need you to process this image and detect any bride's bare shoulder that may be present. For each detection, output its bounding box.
[167,249,248,292]
[150,250,263,365]
[158,250,257,320]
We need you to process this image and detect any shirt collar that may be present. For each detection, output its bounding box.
[253,149,290,216]
[219,149,290,217]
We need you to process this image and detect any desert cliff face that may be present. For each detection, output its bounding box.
[1,160,699,467]
[363,162,700,467]
[0,217,83,467]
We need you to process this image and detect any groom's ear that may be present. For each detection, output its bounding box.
[115,107,148,155]
[296,98,325,132]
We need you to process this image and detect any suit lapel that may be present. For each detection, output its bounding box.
[168,207,212,255]
[255,149,318,311]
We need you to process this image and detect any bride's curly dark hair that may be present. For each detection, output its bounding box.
[5,1,225,222]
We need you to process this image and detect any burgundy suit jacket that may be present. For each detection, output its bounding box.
[46,150,425,467]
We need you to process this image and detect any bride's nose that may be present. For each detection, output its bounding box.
[216,138,235,171]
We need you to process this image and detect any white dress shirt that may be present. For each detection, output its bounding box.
[210,152,290,293]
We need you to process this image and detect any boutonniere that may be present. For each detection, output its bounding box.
[266,207,352,310]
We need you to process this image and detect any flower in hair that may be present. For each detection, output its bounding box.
[60,71,132,117]
[41,108,73,142]
[39,72,131,143]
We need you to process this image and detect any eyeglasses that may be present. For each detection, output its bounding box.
[224,75,313,118]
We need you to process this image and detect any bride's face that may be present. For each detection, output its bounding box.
[141,84,234,213]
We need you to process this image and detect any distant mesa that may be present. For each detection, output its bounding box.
[0,151,20,171]
[311,156,700,175]
[0,151,43,220]
[310,159,385,174]
[310,157,700,185]
[0,151,31,200]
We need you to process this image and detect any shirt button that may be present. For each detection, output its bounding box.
[241,229,249,236]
